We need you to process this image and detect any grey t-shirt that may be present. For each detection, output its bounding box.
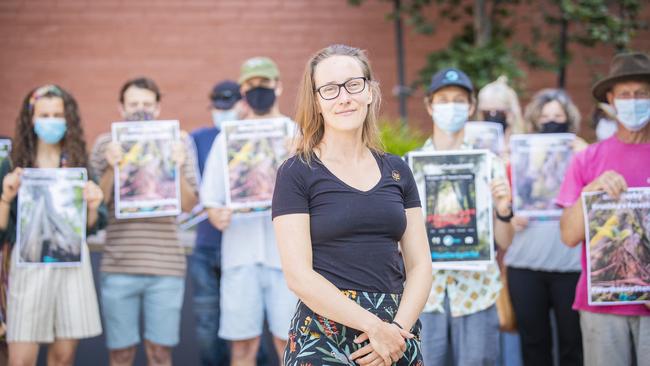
[504,220,581,272]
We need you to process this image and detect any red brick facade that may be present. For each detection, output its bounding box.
[1,0,648,143]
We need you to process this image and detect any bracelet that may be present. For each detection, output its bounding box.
[495,205,514,223]
[391,320,404,330]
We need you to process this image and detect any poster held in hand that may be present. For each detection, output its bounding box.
[17,168,87,267]
[464,122,505,155]
[112,120,181,219]
[510,133,574,219]
[221,118,293,215]
[408,150,494,269]
[582,188,650,305]
[0,140,11,168]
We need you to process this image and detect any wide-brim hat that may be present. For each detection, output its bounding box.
[592,52,650,103]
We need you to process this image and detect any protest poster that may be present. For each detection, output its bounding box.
[464,122,504,155]
[0,140,10,168]
[17,168,87,266]
[408,150,494,268]
[112,120,181,219]
[221,118,292,214]
[510,133,574,219]
[583,188,650,305]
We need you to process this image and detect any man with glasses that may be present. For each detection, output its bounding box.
[558,52,650,366]
[199,57,296,366]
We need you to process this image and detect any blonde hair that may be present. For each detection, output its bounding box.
[478,75,525,133]
[294,44,383,163]
[523,88,581,133]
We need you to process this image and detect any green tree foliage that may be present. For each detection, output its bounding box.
[350,0,645,90]
[379,119,427,156]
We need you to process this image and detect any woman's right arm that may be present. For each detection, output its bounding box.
[274,213,410,365]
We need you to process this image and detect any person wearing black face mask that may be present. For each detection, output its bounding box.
[238,57,287,118]
[483,110,509,133]
[199,57,298,366]
[504,88,586,366]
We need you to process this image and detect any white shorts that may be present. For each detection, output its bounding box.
[6,244,102,343]
[219,264,297,341]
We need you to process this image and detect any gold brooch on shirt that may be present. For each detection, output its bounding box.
[392,170,401,182]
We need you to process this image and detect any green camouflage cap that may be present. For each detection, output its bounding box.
[238,57,280,84]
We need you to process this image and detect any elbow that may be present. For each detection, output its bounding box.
[559,219,580,248]
[181,193,198,213]
[282,267,312,299]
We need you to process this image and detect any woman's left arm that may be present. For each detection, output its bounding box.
[392,207,433,331]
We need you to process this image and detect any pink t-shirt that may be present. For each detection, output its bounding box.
[556,135,650,316]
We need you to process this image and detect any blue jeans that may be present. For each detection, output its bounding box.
[189,246,229,366]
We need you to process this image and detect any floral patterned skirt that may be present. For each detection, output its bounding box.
[284,290,423,366]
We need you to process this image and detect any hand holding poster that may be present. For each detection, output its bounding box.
[408,150,494,268]
[221,118,292,214]
[582,188,650,305]
[464,122,505,155]
[112,120,181,219]
[17,168,87,267]
[0,140,10,168]
[511,133,574,219]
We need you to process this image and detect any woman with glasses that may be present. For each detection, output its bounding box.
[272,44,432,366]
[504,88,585,366]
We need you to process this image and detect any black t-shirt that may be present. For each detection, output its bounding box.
[271,152,421,294]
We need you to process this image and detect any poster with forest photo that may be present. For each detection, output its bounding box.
[583,188,650,305]
[511,133,574,219]
[221,118,292,215]
[0,139,11,168]
[408,150,494,268]
[16,168,87,267]
[464,122,504,155]
[112,120,181,219]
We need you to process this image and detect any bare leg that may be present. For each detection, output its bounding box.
[109,346,136,366]
[144,340,172,366]
[272,336,287,366]
[230,337,261,366]
[47,339,78,366]
[8,342,39,366]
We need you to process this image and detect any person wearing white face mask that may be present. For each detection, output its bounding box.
[415,68,515,366]
[557,52,650,366]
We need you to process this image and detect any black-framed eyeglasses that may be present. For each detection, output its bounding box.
[315,77,367,100]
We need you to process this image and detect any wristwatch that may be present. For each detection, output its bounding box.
[495,205,514,222]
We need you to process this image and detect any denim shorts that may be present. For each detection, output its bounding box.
[219,264,297,341]
[100,273,185,349]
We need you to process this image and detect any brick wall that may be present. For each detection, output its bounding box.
[1,0,648,144]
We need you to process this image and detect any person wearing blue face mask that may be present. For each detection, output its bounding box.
[557,52,650,366]
[0,84,107,366]
[187,80,243,366]
[200,57,297,366]
[414,68,515,366]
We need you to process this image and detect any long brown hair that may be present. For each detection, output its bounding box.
[11,85,88,169]
[294,44,383,163]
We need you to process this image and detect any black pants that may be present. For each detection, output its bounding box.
[507,267,583,366]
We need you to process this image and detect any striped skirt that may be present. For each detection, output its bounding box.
[6,244,102,343]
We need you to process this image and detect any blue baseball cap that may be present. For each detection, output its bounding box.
[210,80,242,110]
[427,67,474,96]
